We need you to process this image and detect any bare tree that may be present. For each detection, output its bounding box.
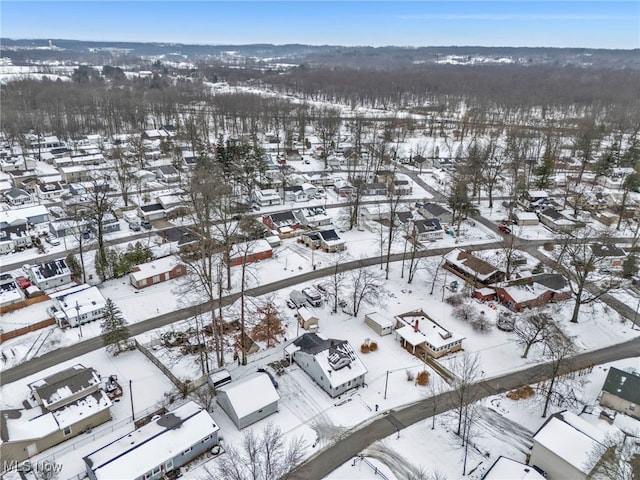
[110,146,136,207]
[540,331,575,418]
[189,384,217,413]
[327,253,347,314]
[553,228,618,323]
[347,267,384,317]
[616,172,640,230]
[513,311,555,359]
[212,422,307,480]
[86,175,116,276]
[252,296,285,349]
[586,430,637,480]
[449,353,483,436]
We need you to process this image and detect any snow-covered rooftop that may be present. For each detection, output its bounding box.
[84,401,218,480]
[130,256,183,282]
[217,372,280,419]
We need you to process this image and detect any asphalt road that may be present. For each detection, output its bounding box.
[288,335,640,480]
[2,243,512,384]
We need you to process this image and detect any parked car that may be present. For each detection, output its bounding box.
[498,224,512,234]
[129,223,141,232]
[252,204,261,211]
[16,276,31,289]
[140,220,152,230]
[257,368,279,389]
[46,235,61,246]
[21,264,32,274]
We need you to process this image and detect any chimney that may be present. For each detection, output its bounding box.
[414,319,419,332]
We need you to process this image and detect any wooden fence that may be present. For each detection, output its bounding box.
[0,317,56,344]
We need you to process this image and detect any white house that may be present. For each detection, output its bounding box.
[530,411,607,480]
[394,309,465,358]
[3,187,31,206]
[216,373,280,430]
[294,207,332,229]
[286,333,367,398]
[27,259,73,291]
[50,284,107,328]
[83,401,219,480]
[253,188,282,206]
[413,218,444,242]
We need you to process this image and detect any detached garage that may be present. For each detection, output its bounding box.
[364,312,393,336]
[216,372,280,430]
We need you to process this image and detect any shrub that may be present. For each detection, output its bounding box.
[369,341,378,351]
[416,370,430,386]
[360,343,370,353]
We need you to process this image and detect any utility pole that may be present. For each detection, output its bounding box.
[384,370,389,399]
[130,379,135,421]
[75,301,82,338]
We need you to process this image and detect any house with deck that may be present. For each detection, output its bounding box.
[130,256,187,289]
[286,333,367,398]
[394,309,464,358]
[443,249,505,286]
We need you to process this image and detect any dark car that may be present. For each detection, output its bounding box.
[140,220,152,230]
[257,368,279,388]
[129,223,141,232]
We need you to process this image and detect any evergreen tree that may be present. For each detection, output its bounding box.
[65,253,83,281]
[535,145,556,189]
[101,298,131,355]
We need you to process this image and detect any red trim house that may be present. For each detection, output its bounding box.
[262,212,300,236]
[129,256,187,289]
[495,273,572,312]
[227,239,273,267]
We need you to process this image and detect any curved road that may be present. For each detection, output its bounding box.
[288,336,640,480]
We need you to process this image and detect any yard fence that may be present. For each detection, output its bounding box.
[0,317,55,344]
[134,338,188,393]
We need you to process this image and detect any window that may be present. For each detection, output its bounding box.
[63,426,72,436]
[152,466,161,475]
[164,460,173,472]
[182,446,192,455]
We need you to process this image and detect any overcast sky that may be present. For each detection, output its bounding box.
[2,1,638,49]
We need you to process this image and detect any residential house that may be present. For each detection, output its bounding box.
[389,178,413,196]
[262,211,300,235]
[130,256,187,289]
[300,231,321,250]
[284,185,309,203]
[139,203,166,221]
[443,249,505,286]
[599,367,640,420]
[59,165,93,183]
[134,169,157,185]
[90,211,121,235]
[0,365,112,464]
[35,181,64,202]
[495,273,572,312]
[217,373,280,430]
[597,167,636,189]
[227,239,273,267]
[3,187,31,206]
[294,206,332,229]
[286,333,367,398]
[334,179,356,198]
[394,309,464,358]
[361,183,387,197]
[49,284,107,328]
[413,218,444,242]
[590,244,627,270]
[83,401,219,480]
[418,203,453,224]
[307,172,336,187]
[0,274,24,308]
[253,188,282,206]
[394,210,414,226]
[317,229,346,252]
[285,148,303,162]
[155,165,180,183]
[530,410,606,480]
[538,208,583,232]
[522,190,550,210]
[27,259,73,291]
[48,219,91,239]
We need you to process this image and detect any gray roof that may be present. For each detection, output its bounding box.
[532,273,569,291]
[4,188,29,199]
[414,218,442,233]
[591,244,626,258]
[28,364,99,407]
[293,333,347,355]
[602,367,640,404]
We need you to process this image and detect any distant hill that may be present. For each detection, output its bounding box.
[2,39,638,70]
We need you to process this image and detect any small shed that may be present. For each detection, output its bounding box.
[216,372,280,430]
[364,312,393,336]
[207,369,232,390]
[297,306,319,331]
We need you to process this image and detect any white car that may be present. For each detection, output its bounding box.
[46,235,61,246]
